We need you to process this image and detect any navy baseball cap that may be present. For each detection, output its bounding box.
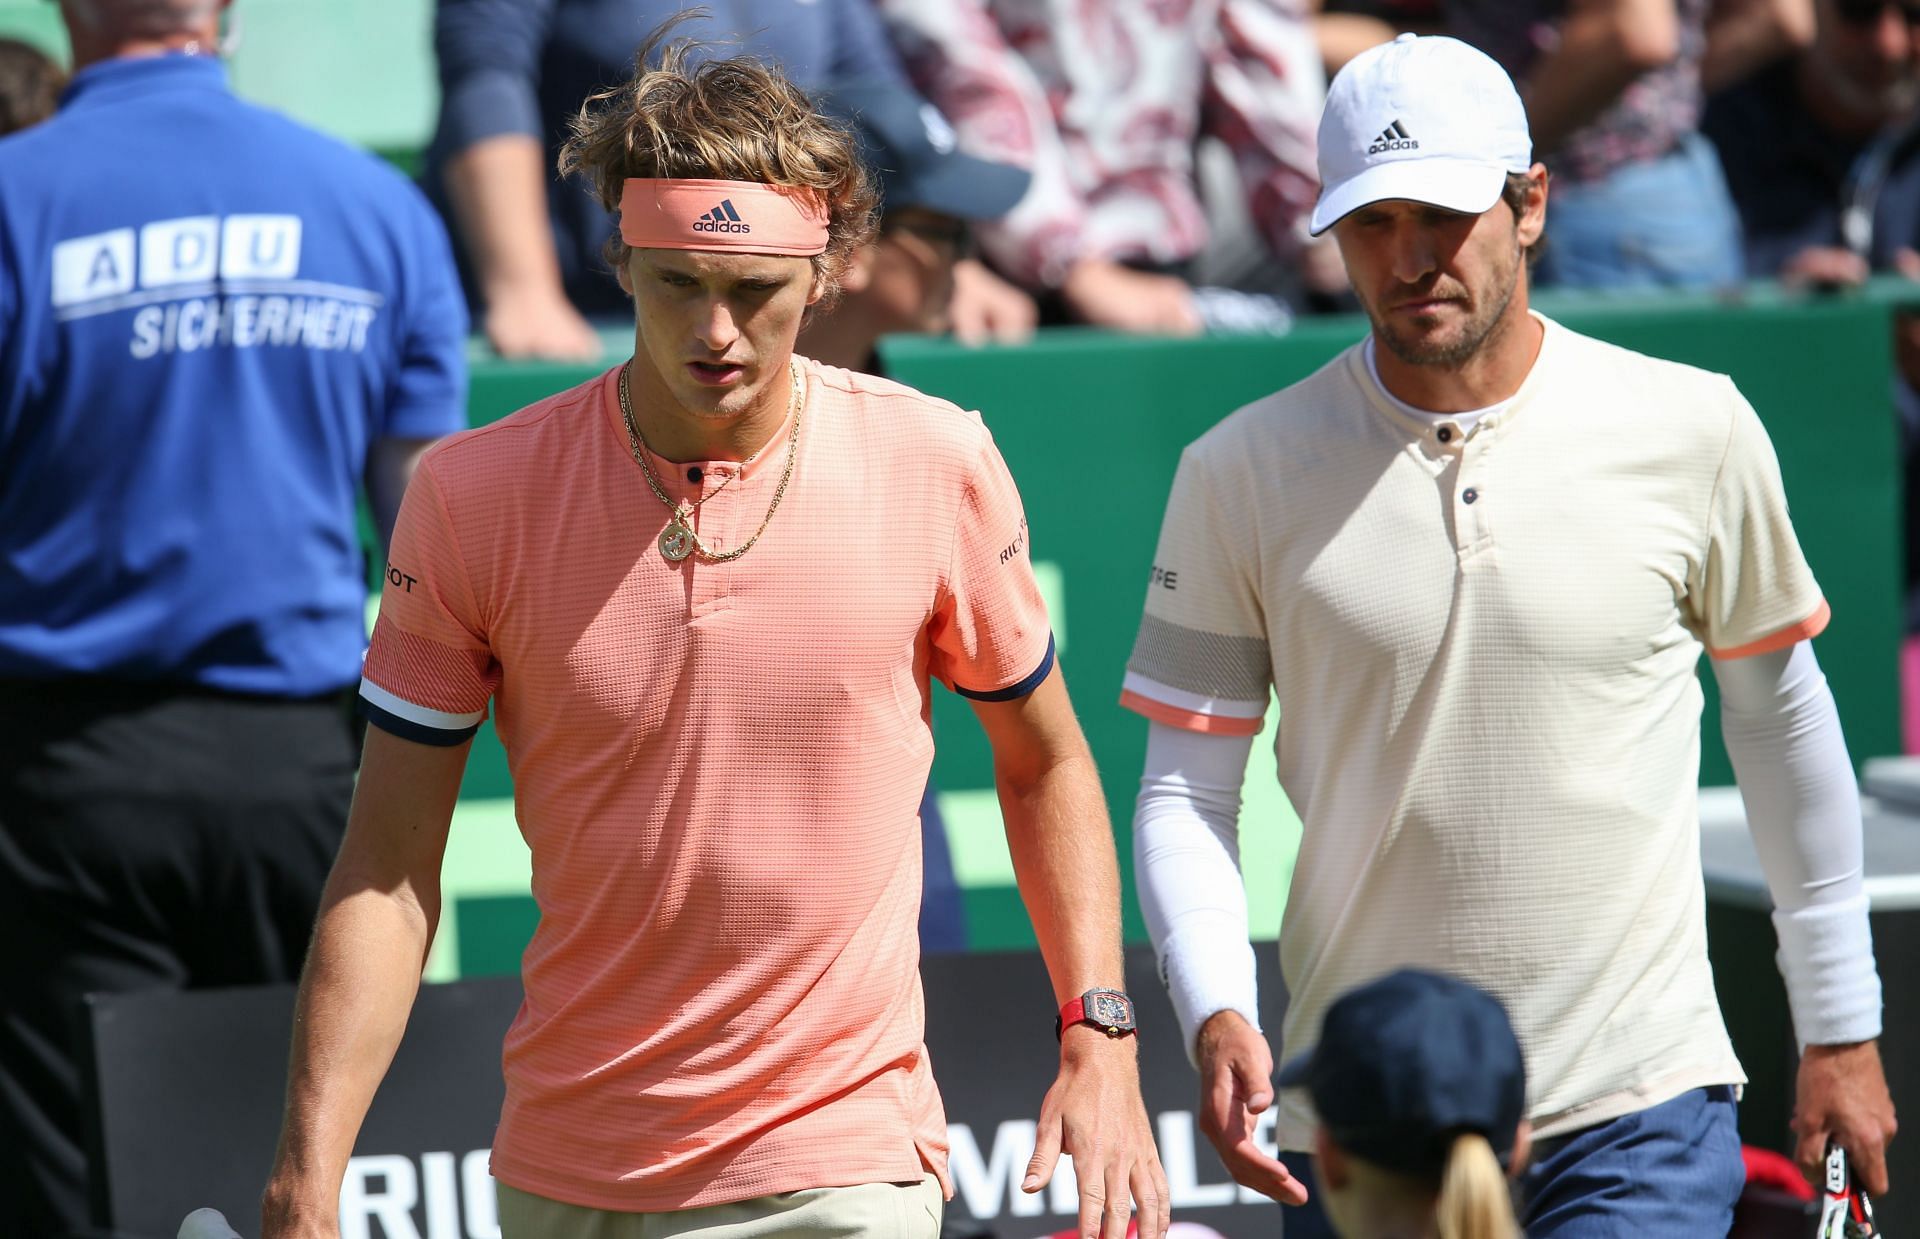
[819,78,1031,221]
[1276,969,1525,1178]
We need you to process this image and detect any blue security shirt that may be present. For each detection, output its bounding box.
[0,54,469,696]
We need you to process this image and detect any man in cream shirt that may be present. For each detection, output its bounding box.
[1124,33,1897,1236]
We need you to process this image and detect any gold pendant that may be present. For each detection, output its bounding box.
[659,517,694,562]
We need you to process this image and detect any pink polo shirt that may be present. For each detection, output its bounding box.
[358,359,1052,1210]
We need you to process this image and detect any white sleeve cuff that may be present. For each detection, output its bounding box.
[1773,894,1883,1047]
[1156,923,1263,1070]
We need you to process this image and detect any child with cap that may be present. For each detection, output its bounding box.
[1278,969,1531,1239]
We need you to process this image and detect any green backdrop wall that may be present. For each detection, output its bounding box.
[0,0,438,165]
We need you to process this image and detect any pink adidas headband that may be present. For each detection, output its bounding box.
[619,178,830,256]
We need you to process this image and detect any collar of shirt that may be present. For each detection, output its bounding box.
[1362,333,1519,441]
[59,52,229,114]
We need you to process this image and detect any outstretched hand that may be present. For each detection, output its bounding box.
[1195,1010,1308,1205]
[1024,1031,1170,1239]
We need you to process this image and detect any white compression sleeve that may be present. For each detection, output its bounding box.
[1133,720,1262,1066]
[1714,641,1883,1046]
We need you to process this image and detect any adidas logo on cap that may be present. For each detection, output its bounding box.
[1367,120,1419,155]
[692,198,751,234]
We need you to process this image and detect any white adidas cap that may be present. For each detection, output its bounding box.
[1309,33,1533,236]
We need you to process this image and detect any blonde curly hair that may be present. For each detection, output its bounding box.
[558,15,879,308]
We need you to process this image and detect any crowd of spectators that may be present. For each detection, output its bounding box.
[4,2,1914,387]
[394,0,1920,363]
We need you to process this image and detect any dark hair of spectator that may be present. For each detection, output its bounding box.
[0,39,65,138]
[59,0,220,40]
[557,13,879,308]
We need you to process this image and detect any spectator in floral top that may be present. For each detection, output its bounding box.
[877,0,1333,334]
[1447,0,1745,289]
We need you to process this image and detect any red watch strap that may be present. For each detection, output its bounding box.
[1055,991,1136,1039]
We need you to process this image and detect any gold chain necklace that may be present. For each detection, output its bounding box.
[618,360,803,563]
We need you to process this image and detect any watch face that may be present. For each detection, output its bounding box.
[1086,990,1135,1030]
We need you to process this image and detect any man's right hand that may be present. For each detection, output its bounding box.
[1195,1010,1309,1204]
[1793,1039,1898,1197]
[484,287,604,362]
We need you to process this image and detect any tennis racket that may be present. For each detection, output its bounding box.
[1818,1140,1880,1239]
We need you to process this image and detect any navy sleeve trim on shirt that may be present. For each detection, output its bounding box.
[954,633,1057,702]
[358,696,481,747]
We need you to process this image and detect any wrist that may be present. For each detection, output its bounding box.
[1058,258,1109,298]
[1060,1021,1140,1061]
[263,1150,340,1212]
[261,1179,333,1226]
[1196,1006,1259,1056]
[482,268,568,307]
[1803,1038,1878,1057]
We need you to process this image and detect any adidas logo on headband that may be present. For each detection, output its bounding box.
[692,199,751,235]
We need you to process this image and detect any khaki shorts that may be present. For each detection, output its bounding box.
[496,1175,943,1239]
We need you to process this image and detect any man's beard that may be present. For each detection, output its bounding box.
[1370,242,1523,368]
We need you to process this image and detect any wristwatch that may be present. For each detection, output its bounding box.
[1055,988,1138,1040]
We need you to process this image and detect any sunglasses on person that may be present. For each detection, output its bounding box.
[1835,0,1920,26]
[882,214,974,260]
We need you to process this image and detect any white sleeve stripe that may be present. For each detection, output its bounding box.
[358,678,486,732]
[1122,670,1267,719]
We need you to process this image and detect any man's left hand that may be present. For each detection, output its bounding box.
[1023,1030,1170,1239]
[1793,1039,1898,1196]
[949,257,1039,347]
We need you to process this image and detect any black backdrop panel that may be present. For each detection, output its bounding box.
[83,948,1292,1238]
[84,973,522,1239]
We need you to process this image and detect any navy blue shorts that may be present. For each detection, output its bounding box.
[1279,1085,1744,1237]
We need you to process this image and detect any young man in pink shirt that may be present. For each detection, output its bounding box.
[260,36,1167,1239]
